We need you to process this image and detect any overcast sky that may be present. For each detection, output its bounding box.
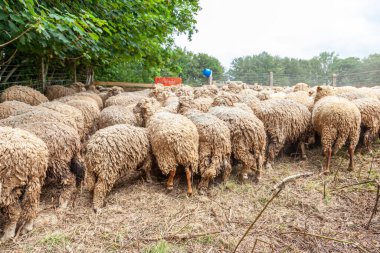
[175,0,380,69]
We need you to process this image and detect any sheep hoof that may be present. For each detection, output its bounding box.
[265,163,273,170]
[166,186,173,191]
[20,221,34,235]
[93,207,102,214]
[347,166,354,172]
[187,191,193,197]
[198,188,206,195]
[302,155,307,160]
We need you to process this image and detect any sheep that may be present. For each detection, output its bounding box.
[0,107,78,133]
[208,106,267,181]
[39,101,86,140]
[134,98,199,194]
[105,93,145,108]
[250,99,312,169]
[84,124,152,212]
[351,98,380,152]
[15,122,83,209]
[1,85,49,105]
[193,86,218,99]
[211,93,253,113]
[178,103,232,192]
[97,105,138,129]
[293,83,309,92]
[312,86,361,173]
[45,83,86,100]
[57,94,100,110]
[177,96,212,113]
[64,100,101,137]
[71,92,103,109]
[98,86,124,103]
[0,127,49,241]
[0,100,32,120]
[285,91,314,110]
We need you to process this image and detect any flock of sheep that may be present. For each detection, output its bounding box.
[1,81,380,242]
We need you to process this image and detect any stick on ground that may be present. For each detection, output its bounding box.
[273,172,314,190]
[366,182,380,229]
[233,188,283,253]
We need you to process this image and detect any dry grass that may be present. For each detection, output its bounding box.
[1,145,380,253]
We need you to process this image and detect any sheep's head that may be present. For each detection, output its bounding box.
[212,94,234,107]
[178,96,194,114]
[314,86,335,102]
[133,98,160,126]
[71,82,86,92]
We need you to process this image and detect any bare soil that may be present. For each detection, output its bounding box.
[1,145,380,253]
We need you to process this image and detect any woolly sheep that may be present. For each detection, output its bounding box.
[293,83,309,92]
[0,107,78,133]
[135,98,199,194]
[39,101,86,140]
[64,100,101,137]
[16,122,83,209]
[71,92,103,109]
[84,124,152,212]
[312,86,361,173]
[0,100,32,120]
[209,106,266,181]
[45,83,85,100]
[0,127,49,241]
[352,98,380,152]
[178,96,212,113]
[105,93,145,108]
[97,105,138,129]
[180,108,232,192]
[250,99,312,169]
[285,91,314,110]
[1,85,48,105]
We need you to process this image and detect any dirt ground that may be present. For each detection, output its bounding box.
[0,144,380,253]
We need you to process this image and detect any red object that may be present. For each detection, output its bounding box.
[154,77,182,86]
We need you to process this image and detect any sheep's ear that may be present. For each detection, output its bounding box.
[317,86,322,92]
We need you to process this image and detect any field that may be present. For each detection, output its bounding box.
[0,144,379,253]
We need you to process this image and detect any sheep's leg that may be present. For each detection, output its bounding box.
[265,142,276,170]
[323,147,332,174]
[222,157,232,182]
[58,171,77,209]
[141,155,153,183]
[363,130,372,153]
[185,167,193,195]
[198,177,210,193]
[299,142,307,160]
[93,178,115,213]
[19,178,42,235]
[1,202,21,242]
[348,145,355,171]
[166,169,176,191]
[256,154,264,182]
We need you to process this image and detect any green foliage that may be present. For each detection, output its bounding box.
[96,47,225,85]
[0,0,200,68]
[143,240,174,253]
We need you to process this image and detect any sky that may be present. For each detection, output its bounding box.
[175,0,380,69]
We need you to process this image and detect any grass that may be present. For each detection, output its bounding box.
[39,232,70,252]
[143,240,174,253]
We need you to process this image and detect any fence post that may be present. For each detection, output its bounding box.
[41,57,46,91]
[332,73,337,87]
[73,62,77,83]
[269,72,273,87]
[208,72,213,85]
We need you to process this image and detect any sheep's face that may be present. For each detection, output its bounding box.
[314,86,334,102]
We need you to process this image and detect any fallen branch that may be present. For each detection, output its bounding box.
[273,172,314,190]
[233,188,283,253]
[281,231,369,253]
[139,230,222,242]
[366,182,380,229]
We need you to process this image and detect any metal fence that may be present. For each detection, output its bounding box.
[0,63,86,93]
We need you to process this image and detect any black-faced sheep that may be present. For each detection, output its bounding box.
[1,85,49,105]
[250,99,312,169]
[312,86,361,173]
[352,98,380,152]
[0,101,32,120]
[84,124,152,212]
[208,106,266,181]
[0,127,49,241]
[134,98,199,194]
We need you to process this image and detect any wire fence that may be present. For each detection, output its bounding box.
[227,69,380,87]
[0,63,86,93]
